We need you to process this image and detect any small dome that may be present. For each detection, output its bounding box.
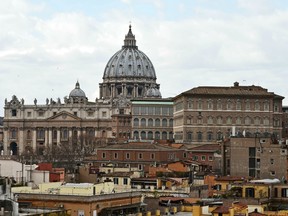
[69,81,86,98]
[146,87,162,98]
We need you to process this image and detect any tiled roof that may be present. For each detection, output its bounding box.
[215,176,247,181]
[189,144,220,152]
[182,85,280,97]
[211,206,230,214]
[98,142,179,150]
[101,172,133,177]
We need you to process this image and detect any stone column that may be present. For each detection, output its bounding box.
[111,84,115,98]
[99,84,103,98]
[45,128,48,148]
[57,129,61,145]
[48,128,52,148]
[32,129,37,152]
[19,128,24,155]
[3,128,9,155]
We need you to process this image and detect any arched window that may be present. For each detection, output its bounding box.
[254,116,261,125]
[207,116,213,124]
[148,131,153,139]
[162,131,167,140]
[148,118,153,127]
[140,131,146,140]
[264,117,270,125]
[155,118,160,127]
[217,116,222,125]
[155,131,160,140]
[169,132,173,140]
[226,117,232,125]
[236,99,241,110]
[227,99,232,110]
[207,99,213,110]
[133,131,139,139]
[133,118,139,127]
[236,117,242,125]
[162,118,167,127]
[140,118,146,127]
[245,116,251,125]
[217,99,222,110]
[169,119,173,127]
[217,132,223,140]
[207,132,213,141]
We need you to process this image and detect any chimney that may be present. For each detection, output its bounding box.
[234,82,239,87]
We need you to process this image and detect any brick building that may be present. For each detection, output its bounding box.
[222,137,287,179]
[173,82,284,145]
[88,142,186,173]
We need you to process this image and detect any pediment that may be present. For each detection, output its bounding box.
[47,111,81,121]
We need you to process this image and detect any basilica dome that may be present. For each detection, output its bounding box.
[103,26,156,80]
[100,25,161,100]
[69,81,86,98]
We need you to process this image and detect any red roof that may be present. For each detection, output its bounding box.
[211,206,230,214]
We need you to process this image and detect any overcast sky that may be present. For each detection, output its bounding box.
[1,0,288,116]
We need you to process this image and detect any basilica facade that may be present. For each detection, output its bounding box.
[3,25,164,156]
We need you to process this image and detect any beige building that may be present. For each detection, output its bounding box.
[173,82,284,144]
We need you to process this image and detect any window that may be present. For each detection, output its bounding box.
[188,99,193,109]
[53,130,57,139]
[123,178,128,185]
[201,156,206,161]
[155,119,160,127]
[169,119,173,127]
[207,99,213,110]
[155,107,161,115]
[102,152,106,159]
[87,111,94,116]
[27,112,31,117]
[197,132,202,142]
[236,100,241,110]
[207,132,213,141]
[12,109,17,117]
[151,153,155,159]
[74,112,77,116]
[192,155,198,161]
[141,118,146,126]
[270,158,274,165]
[37,128,45,139]
[113,178,119,185]
[148,107,154,115]
[255,100,260,111]
[245,117,251,125]
[226,117,232,124]
[148,118,153,127]
[217,100,222,110]
[270,171,275,176]
[245,100,250,110]
[27,130,32,140]
[208,156,213,161]
[183,152,187,158]
[138,164,143,170]
[133,118,139,127]
[162,119,167,127]
[227,100,232,110]
[197,99,202,109]
[61,128,68,140]
[126,153,130,159]
[138,153,143,159]
[217,117,222,124]
[236,117,242,125]
[207,116,213,124]
[187,132,192,141]
[140,106,147,115]
[102,111,107,117]
[162,107,168,115]
[264,117,269,125]
[11,129,17,139]
[38,111,44,117]
[78,210,85,216]
[254,117,260,125]
[114,153,118,159]
[264,101,269,111]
